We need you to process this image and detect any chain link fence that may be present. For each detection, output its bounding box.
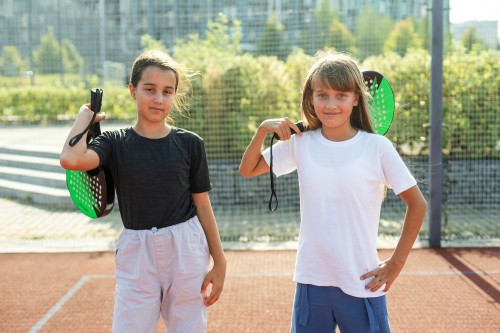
[1,0,498,245]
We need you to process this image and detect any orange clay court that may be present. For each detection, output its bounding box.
[0,248,499,333]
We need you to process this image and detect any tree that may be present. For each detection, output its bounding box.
[61,39,84,74]
[0,45,26,76]
[355,6,394,60]
[140,34,167,52]
[174,13,242,70]
[205,13,242,55]
[173,13,244,155]
[460,26,489,52]
[413,16,430,51]
[325,21,356,55]
[33,27,61,74]
[384,19,422,56]
[256,15,289,59]
[298,0,338,54]
[314,0,338,51]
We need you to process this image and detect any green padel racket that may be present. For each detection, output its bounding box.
[66,88,115,218]
[362,70,395,135]
[268,70,395,211]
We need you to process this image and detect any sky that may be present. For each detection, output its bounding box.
[449,0,500,23]
[449,0,500,38]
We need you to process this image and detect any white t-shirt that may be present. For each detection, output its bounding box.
[262,129,416,298]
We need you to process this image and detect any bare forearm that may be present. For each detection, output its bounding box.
[239,127,269,177]
[60,106,104,171]
[196,204,226,265]
[239,118,302,178]
[390,192,427,267]
[61,108,94,157]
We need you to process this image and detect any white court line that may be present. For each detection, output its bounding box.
[29,274,114,333]
[401,270,500,276]
[225,270,500,278]
[28,270,500,332]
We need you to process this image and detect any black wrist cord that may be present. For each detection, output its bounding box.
[268,121,306,212]
[268,135,278,212]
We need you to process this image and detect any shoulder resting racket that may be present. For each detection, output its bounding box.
[65,88,115,218]
[268,70,395,211]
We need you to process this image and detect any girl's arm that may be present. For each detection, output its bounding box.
[60,104,105,171]
[239,118,301,178]
[361,185,427,292]
[192,192,227,306]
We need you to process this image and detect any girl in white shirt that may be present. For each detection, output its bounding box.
[239,51,427,333]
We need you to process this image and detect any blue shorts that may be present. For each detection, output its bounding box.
[291,283,391,333]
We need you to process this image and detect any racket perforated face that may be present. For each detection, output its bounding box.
[363,70,395,135]
[66,169,107,218]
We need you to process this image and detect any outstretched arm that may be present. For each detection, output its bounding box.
[60,104,106,171]
[192,192,227,306]
[239,117,301,178]
[361,185,427,292]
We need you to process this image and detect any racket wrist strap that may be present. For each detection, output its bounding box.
[69,111,98,146]
[268,136,278,212]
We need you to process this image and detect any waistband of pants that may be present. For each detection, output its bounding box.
[123,215,199,235]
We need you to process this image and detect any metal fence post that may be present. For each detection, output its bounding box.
[429,0,444,248]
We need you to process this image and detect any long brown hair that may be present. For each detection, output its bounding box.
[301,51,374,133]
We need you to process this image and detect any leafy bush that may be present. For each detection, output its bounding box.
[0,83,134,123]
[443,46,500,157]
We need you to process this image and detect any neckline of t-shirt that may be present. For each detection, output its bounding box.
[129,126,176,142]
[313,128,364,147]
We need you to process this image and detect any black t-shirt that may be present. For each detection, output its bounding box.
[89,127,211,230]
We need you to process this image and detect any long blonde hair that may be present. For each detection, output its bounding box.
[301,51,374,133]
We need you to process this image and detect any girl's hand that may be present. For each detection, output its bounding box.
[259,117,302,141]
[360,258,404,292]
[201,262,226,306]
[78,104,107,123]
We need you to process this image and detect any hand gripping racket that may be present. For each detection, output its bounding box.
[65,88,115,218]
[268,70,395,211]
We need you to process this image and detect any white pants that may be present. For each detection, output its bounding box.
[112,216,210,333]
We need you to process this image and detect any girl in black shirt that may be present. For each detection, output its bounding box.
[61,50,226,333]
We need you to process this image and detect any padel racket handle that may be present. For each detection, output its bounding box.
[88,88,103,141]
[90,88,103,115]
[70,88,103,146]
[272,122,306,140]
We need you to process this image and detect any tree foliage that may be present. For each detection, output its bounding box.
[298,0,339,54]
[355,6,394,60]
[0,46,26,76]
[61,39,84,74]
[460,26,490,52]
[384,19,422,56]
[256,15,289,60]
[140,34,168,52]
[325,21,357,54]
[33,27,84,75]
[33,27,61,74]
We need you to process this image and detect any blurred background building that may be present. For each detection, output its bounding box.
[0,0,442,76]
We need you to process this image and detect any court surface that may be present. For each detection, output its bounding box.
[1,248,499,333]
